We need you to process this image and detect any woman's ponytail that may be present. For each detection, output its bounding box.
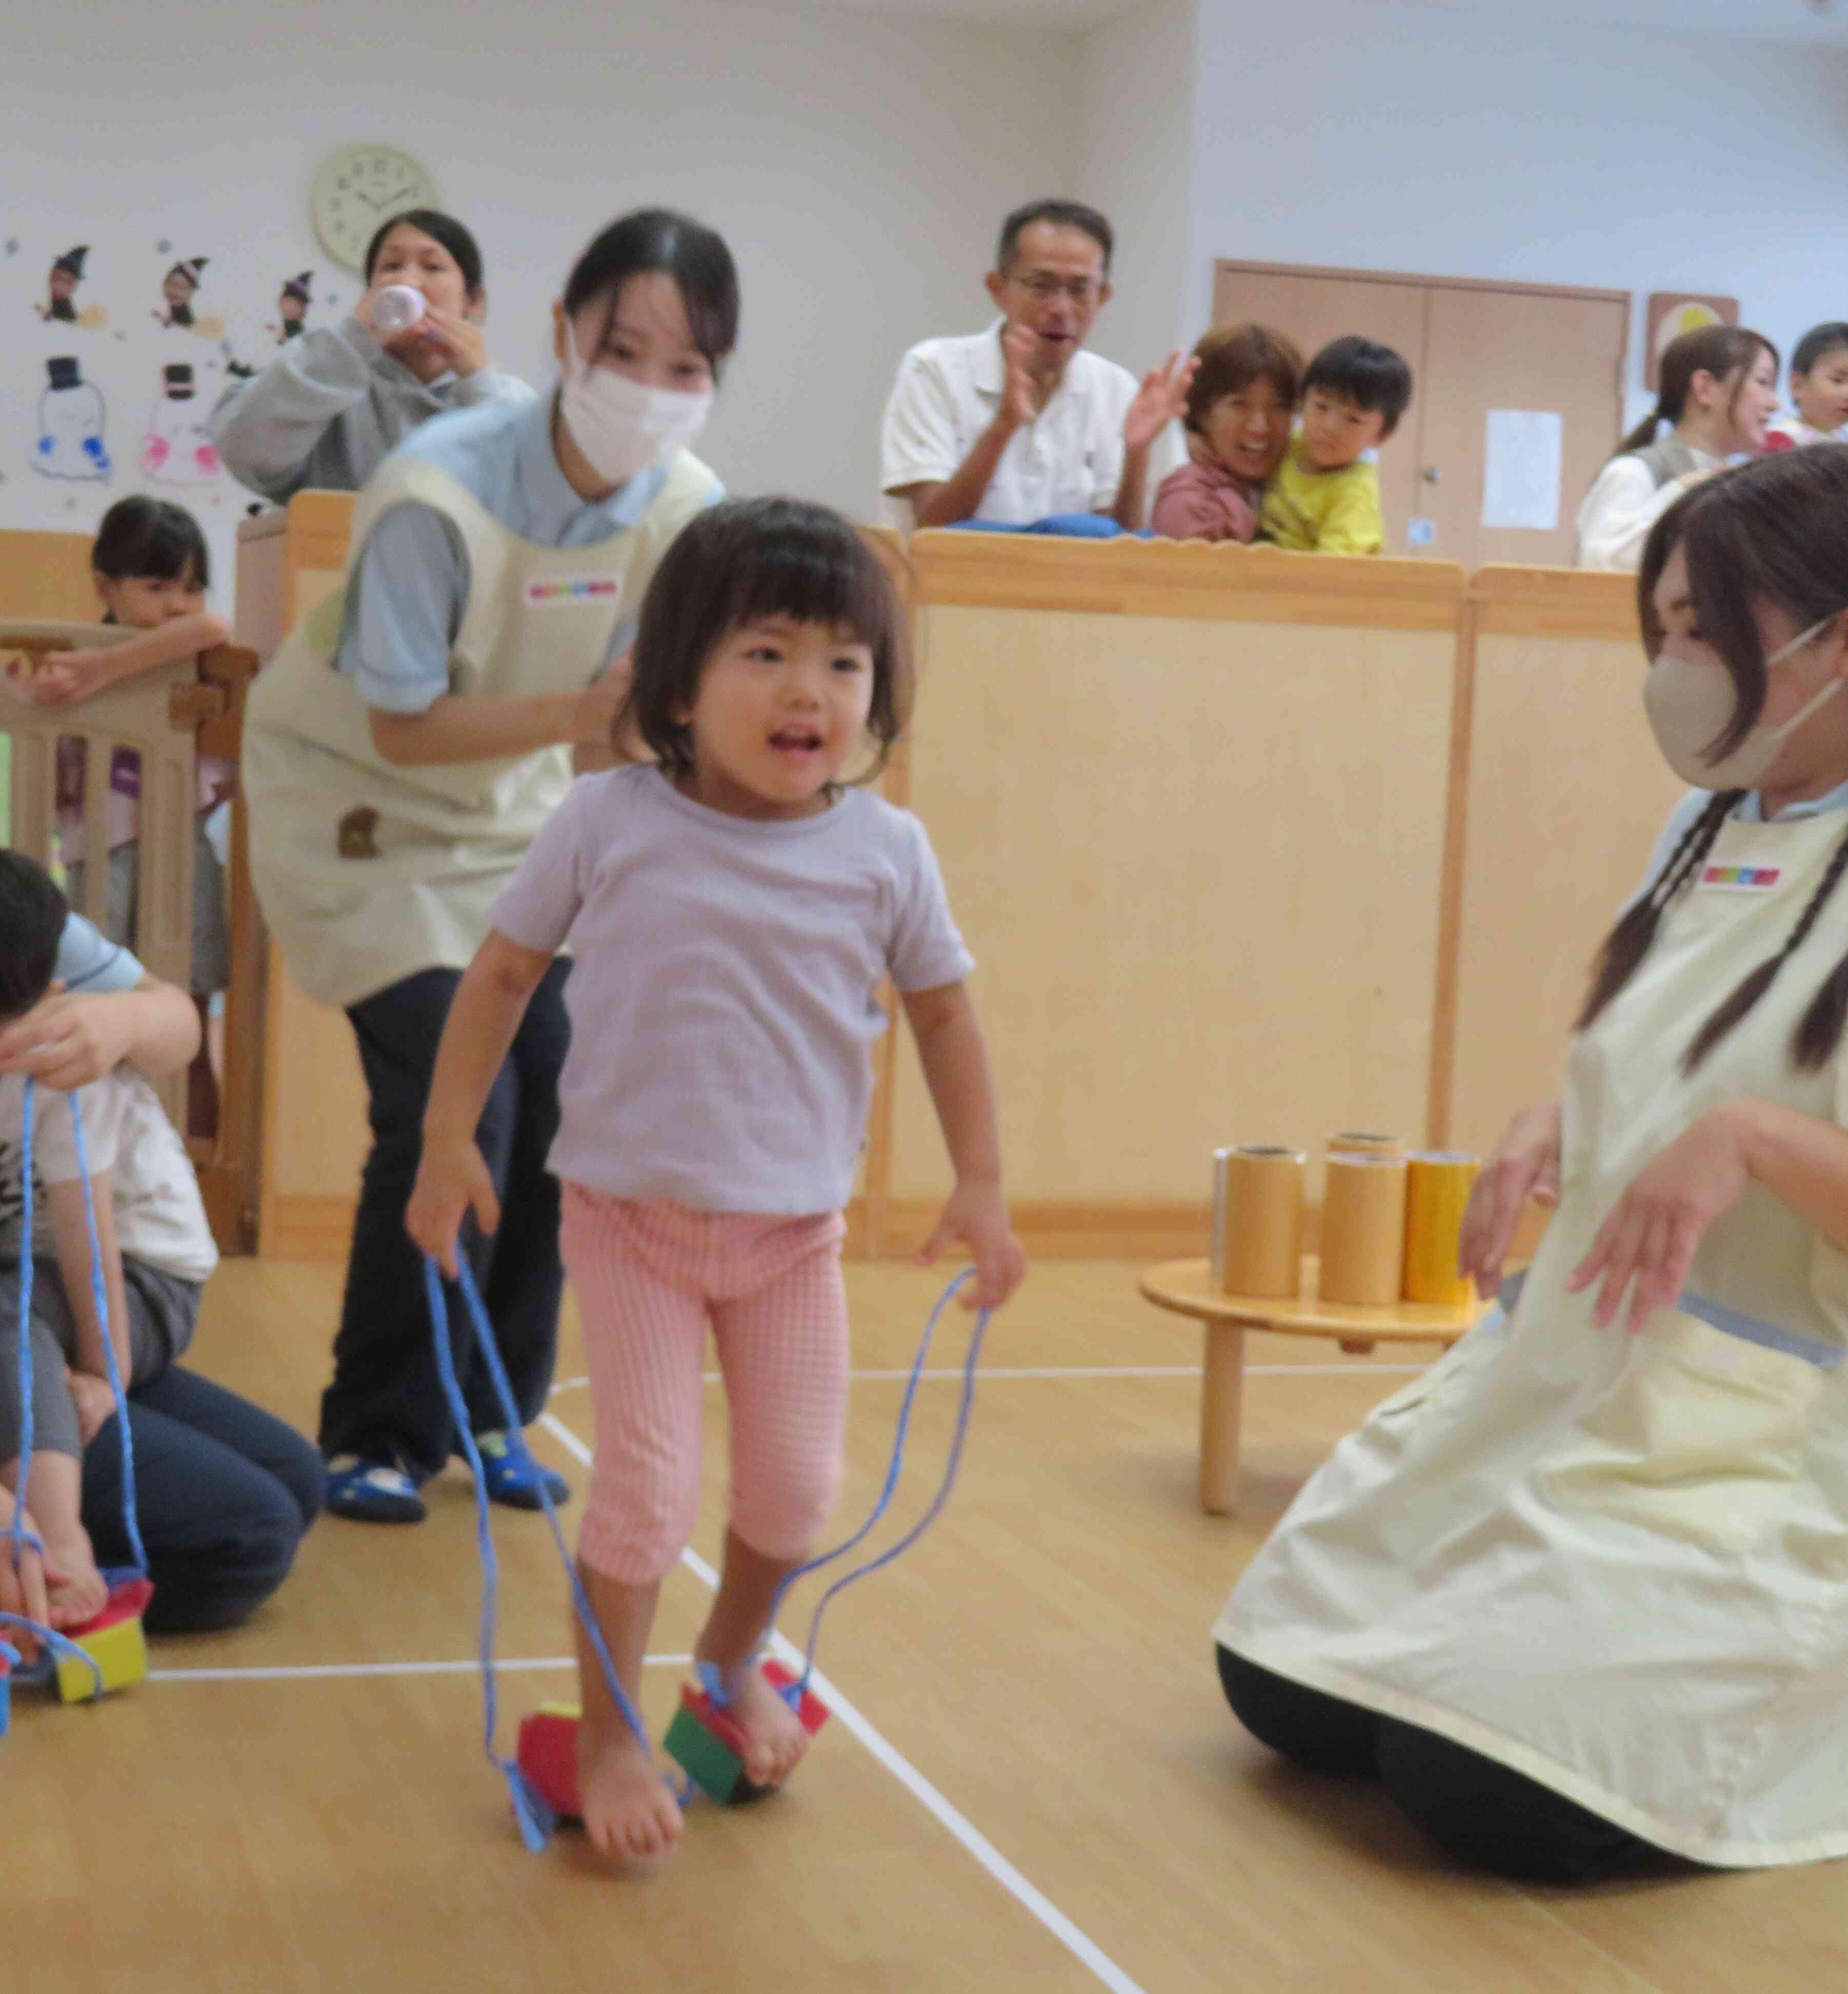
[1611,323,1779,466]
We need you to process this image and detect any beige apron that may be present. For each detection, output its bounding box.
[1218,809,1848,1867]
[244,447,714,1007]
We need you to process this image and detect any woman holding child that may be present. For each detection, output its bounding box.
[1219,446,1848,1881]
[244,209,737,1524]
[1152,325,1412,554]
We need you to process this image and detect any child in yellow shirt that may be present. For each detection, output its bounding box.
[1261,336,1413,555]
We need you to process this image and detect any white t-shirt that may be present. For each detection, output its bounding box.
[489,765,975,1215]
[0,1067,219,1284]
[878,320,1155,531]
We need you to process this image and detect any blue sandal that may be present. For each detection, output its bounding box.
[325,1457,427,1524]
[476,1431,571,1510]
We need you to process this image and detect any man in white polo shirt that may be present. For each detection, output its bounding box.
[879,199,1193,533]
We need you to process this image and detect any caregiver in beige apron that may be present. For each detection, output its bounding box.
[244,210,737,1524]
[1217,445,1848,1881]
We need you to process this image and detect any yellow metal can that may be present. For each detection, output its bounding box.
[1402,1151,1479,1305]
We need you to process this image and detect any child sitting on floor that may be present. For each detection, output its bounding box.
[0,851,320,1646]
[1261,336,1413,556]
[1765,322,1848,451]
[1151,323,1302,543]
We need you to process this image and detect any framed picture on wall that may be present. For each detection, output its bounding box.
[1645,293,1739,389]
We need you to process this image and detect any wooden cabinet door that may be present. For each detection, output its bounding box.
[1411,287,1628,570]
[1211,264,1429,555]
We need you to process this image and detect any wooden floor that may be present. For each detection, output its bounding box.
[13,1259,1848,1992]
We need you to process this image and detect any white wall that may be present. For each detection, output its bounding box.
[0,0,1080,593]
[1178,0,1848,427]
[1075,0,1199,378]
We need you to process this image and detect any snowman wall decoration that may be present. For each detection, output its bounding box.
[35,356,111,482]
[140,364,220,486]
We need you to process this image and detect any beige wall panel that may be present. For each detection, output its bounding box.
[0,528,97,617]
[890,600,1460,1207]
[1447,573,1682,1159]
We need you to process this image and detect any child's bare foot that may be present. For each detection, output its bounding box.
[41,1526,107,1629]
[577,1720,682,1861]
[720,1662,813,1789]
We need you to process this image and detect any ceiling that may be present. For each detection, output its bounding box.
[815,0,1848,43]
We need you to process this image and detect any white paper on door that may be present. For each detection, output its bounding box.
[1481,409,1563,531]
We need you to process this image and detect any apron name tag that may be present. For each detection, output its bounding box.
[524,576,622,609]
[1700,863,1782,893]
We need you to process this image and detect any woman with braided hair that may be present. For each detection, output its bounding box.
[1215,446,1848,1883]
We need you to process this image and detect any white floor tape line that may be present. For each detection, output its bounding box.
[149,1654,692,1684]
[548,1361,1425,1394]
[537,1410,1149,1994]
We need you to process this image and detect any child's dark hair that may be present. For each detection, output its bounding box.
[1303,336,1414,436]
[1615,324,1778,457]
[0,850,70,1022]
[564,210,739,380]
[1184,323,1303,434]
[1579,448,1848,1071]
[364,208,485,296]
[996,199,1114,275]
[1793,322,1848,380]
[620,497,911,781]
[92,495,210,591]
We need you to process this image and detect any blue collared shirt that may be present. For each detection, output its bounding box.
[1638,780,1848,899]
[1737,777,1848,823]
[54,913,145,994]
[335,391,720,713]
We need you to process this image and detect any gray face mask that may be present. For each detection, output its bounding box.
[1643,614,1844,790]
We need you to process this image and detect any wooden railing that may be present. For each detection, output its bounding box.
[0,622,265,1252]
[230,506,1661,1262]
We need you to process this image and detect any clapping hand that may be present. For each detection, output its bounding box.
[1000,323,1042,430]
[1123,350,1198,455]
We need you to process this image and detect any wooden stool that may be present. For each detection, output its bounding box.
[1138,1255,1484,1516]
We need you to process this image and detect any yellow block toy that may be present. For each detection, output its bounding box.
[55,1577,152,1702]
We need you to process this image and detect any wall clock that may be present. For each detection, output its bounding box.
[311,144,439,273]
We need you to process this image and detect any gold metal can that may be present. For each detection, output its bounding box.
[1402,1151,1479,1305]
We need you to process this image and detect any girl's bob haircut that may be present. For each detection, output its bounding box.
[619,495,912,781]
[92,494,211,591]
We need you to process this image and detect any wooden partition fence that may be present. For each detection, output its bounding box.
[232,504,1669,1263]
[0,616,265,1252]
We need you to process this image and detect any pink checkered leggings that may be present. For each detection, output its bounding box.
[560,1185,850,1584]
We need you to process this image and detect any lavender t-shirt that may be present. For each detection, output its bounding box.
[488,765,974,1215]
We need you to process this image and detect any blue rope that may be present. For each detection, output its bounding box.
[771,1270,990,1700]
[6,1079,143,1708]
[7,1082,37,1584]
[423,1255,652,1846]
[429,1251,988,1830]
[65,1093,145,1574]
[0,1610,102,1699]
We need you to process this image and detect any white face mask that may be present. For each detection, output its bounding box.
[558,326,713,487]
[1643,614,1844,790]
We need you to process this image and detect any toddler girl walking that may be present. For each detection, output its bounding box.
[408,496,1025,1861]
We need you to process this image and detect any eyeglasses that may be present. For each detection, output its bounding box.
[1010,273,1102,305]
